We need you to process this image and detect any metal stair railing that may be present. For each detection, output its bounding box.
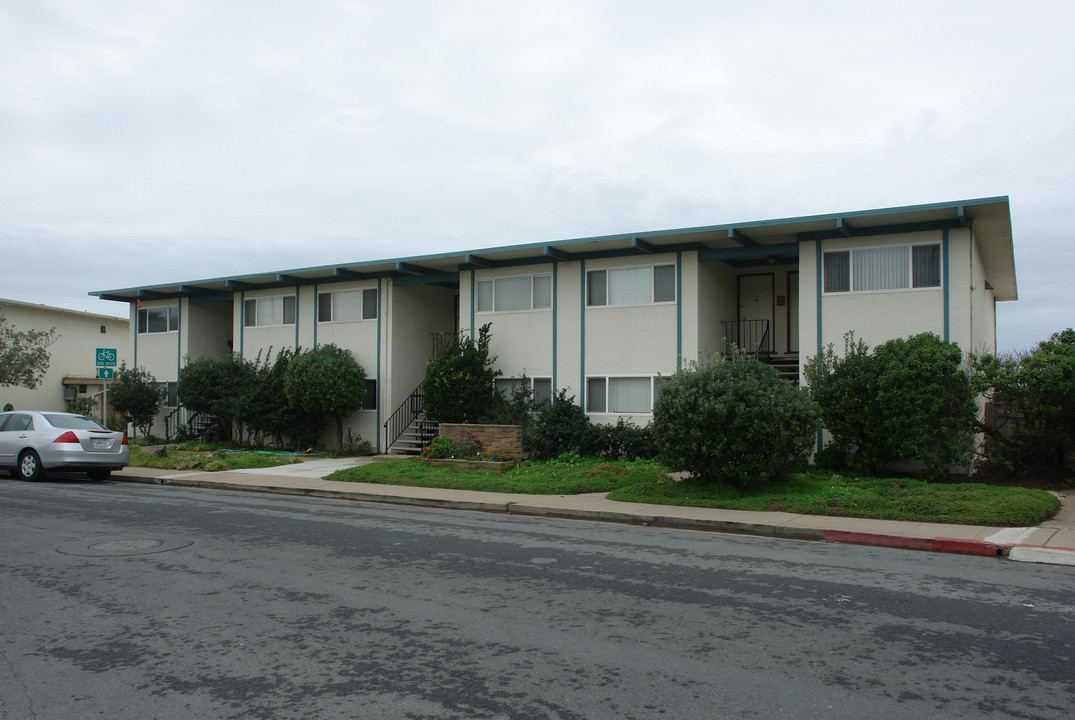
[384,383,437,452]
[720,319,772,357]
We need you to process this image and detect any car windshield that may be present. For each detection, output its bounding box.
[43,414,108,431]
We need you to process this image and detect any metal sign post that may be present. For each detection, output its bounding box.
[96,349,117,428]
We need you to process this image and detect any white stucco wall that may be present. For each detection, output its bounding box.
[472,264,556,378]
[697,257,737,357]
[814,230,947,351]
[184,299,233,362]
[234,288,300,360]
[0,299,129,417]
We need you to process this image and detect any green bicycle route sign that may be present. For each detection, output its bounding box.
[96,348,117,367]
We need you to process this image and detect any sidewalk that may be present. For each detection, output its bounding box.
[111,458,1075,567]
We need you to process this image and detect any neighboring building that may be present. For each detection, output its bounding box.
[91,197,1016,450]
[0,299,130,419]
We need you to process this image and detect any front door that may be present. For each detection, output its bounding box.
[738,273,774,354]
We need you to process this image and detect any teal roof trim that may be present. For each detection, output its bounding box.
[89,196,1014,302]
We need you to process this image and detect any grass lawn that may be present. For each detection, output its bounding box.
[608,470,1059,526]
[328,459,1060,526]
[327,457,667,494]
[129,443,303,472]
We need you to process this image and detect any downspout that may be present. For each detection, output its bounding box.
[580,259,586,409]
[815,238,824,453]
[552,263,558,393]
[676,252,683,369]
[239,291,245,359]
[943,228,951,343]
[376,277,382,452]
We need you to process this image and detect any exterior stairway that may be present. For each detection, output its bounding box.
[388,414,439,455]
[761,355,800,386]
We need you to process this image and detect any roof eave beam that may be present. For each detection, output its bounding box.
[334,268,368,280]
[543,246,571,261]
[463,254,496,270]
[699,242,799,261]
[728,228,758,247]
[632,238,656,254]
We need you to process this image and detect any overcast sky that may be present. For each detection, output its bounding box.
[2,0,1072,353]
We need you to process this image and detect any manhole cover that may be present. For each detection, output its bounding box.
[90,539,163,552]
[57,537,193,557]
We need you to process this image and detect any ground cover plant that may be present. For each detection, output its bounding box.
[605,470,1059,527]
[129,441,303,472]
[328,456,666,494]
[327,456,1058,526]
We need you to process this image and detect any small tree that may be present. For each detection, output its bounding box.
[178,355,254,441]
[283,344,366,448]
[652,352,820,488]
[0,311,57,389]
[422,324,501,423]
[110,364,164,437]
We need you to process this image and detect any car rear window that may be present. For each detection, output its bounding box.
[43,414,108,431]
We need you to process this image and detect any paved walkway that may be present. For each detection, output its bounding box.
[112,457,1075,567]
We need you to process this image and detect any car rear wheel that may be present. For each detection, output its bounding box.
[18,451,43,481]
[88,469,111,482]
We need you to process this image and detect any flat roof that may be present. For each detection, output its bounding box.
[91,196,1016,303]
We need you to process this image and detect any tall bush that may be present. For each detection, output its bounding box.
[523,389,595,459]
[652,352,820,487]
[239,348,322,449]
[971,328,1075,476]
[178,354,253,441]
[110,364,164,437]
[283,344,366,448]
[805,332,976,477]
[422,324,501,423]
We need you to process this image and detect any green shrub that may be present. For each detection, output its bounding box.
[420,437,456,459]
[422,324,501,423]
[523,389,595,459]
[652,352,820,488]
[110,364,165,437]
[283,344,367,449]
[593,418,658,460]
[971,328,1075,476]
[178,354,253,441]
[805,332,976,477]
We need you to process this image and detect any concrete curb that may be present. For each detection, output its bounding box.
[113,472,1075,565]
[821,529,1008,557]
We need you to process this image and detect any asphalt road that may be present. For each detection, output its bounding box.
[1,478,1073,719]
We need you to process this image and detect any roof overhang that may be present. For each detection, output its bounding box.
[90,196,1016,303]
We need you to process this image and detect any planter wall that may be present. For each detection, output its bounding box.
[438,423,523,460]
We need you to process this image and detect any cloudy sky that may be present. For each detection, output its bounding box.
[2,0,1072,352]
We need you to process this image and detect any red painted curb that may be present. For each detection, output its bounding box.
[822,530,1007,556]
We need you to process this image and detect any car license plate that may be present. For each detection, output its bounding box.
[93,438,114,449]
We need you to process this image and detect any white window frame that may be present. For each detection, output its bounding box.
[137,305,179,334]
[317,288,377,323]
[244,295,297,327]
[584,375,668,415]
[475,274,552,313]
[494,376,554,406]
[586,263,677,307]
[823,242,942,295]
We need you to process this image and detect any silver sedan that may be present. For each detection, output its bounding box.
[0,411,130,482]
